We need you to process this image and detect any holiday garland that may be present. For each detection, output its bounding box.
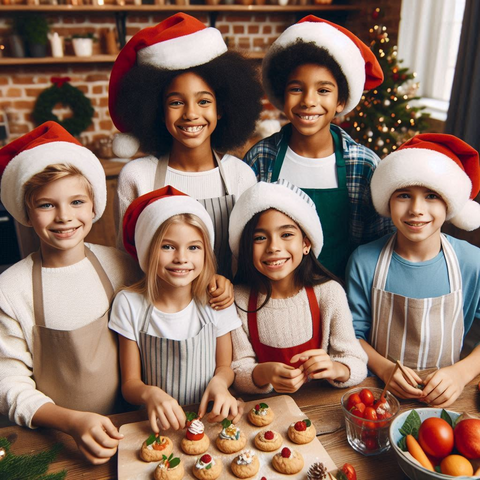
[32,77,94,137]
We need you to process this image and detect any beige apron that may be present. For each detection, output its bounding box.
[32,248,121,414]
[154,152,235,279]
[370,233,464,370]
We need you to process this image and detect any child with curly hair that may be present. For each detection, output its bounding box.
[109,13,263,280]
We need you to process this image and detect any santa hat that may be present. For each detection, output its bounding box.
[229,179,323,258]
[263,15,384,115]
[109,13,227,158]
[123,185,215,272]
[371,133,480,231]
[0,121,106,226]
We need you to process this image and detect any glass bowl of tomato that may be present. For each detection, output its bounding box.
[389,408,476,479]
[341,386,401,456]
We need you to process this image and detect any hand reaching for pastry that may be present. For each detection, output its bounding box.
[198,377,243,424]
[143,385,186,433]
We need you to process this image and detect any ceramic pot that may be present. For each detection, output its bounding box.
[72,38,93,57]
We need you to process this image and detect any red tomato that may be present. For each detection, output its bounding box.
[359,388,375,407]
[418,417,454,458]
[363,406,378,429]
[350,402,366,418]
[365,437,379,451]
[346,393,362,411]
[341,463,357,480]
[373,395,387,410]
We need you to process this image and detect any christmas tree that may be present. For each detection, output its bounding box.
[338,8,430,157]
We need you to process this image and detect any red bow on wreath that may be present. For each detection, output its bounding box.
[50,76,71,88]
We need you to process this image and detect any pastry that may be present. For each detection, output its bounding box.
[140,433,173,462]
[254,429,283,451]
[247,402,274,426]
[192,453,223,480]
[287,418,316,444]
[215,419,247,454]
[154,453,184,480]
[181,413,210,455]
[231,449,260,478]
[272,446,304,475]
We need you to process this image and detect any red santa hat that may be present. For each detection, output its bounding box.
[123,185,215,272]
[109,13,227,158]
[229,179,323,258]
[0,121,106,226]
[262,15,384,115]
[371,133,480,231]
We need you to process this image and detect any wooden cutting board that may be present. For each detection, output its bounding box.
[118,395,338,479]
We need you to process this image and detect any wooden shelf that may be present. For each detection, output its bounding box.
[0,54,117,65]
[0,4,359,13]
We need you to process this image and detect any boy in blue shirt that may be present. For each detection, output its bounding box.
[244,16,393,277]
[346,134,480,407]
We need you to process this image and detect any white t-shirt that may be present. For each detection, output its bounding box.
[279,147,338,189]
[109,290,242,342]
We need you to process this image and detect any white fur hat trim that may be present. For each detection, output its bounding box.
[263,21,365,114]
[371,148,473,222]
[1,141,106,226]
[134,195,215,272]
[112,132,141,159]
[138,27,227,71]
[229,179,323,258]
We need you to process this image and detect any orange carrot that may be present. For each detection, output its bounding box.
[406,435,435,472]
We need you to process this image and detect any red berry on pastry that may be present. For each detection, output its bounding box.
[281,447,291,458]
[261,477,267,480]
[294,420,307,431]
[200,454,212,464]
[264,431,274,440]
[255,404,261,411]
[186,430,203,441]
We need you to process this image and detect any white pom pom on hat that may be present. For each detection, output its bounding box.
[123,185,215,273]
[0,121,106,226]
[109,13,228,158]
[228,179,323,258]
[371,133,480,231]
[262,15,384,115]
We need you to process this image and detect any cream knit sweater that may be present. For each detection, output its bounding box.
[0,244,140,428]
[232,281,368,394]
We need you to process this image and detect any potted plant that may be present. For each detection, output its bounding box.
[13,14,50,58]
[71,33,97,57]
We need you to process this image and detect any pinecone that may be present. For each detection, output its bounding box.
[307,462,327,479]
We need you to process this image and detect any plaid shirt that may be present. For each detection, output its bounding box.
[244,124,394,249]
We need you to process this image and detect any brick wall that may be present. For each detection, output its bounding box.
[0,3,401,149]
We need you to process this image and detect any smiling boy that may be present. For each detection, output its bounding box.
[346,134,480,407]
[244,16,393,277]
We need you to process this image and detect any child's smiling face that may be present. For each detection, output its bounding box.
[27,175,94,259]
[390,186,447,247]
[163,72,219,152]
[283,63,345,139]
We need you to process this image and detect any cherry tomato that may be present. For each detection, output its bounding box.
[373,395,387,410]
[341,463,357,480]
[350,402,366,418]
[418,417,454,458]
[346,393,362,411]
[359,388,375,407]
[364,437,379,451]
[363,406,378,429]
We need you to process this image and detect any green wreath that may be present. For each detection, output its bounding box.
[32,77,94,137]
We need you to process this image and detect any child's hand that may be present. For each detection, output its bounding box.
[420,365,466,407]
[66,411,123,465]
[208,274,234,310]
[381,363,423,399]
[290,349,349,383]
[143,386,186,433]
[198,378,243,424]
[258,362,305,393]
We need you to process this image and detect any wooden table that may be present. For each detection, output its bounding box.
[1,375,479,479]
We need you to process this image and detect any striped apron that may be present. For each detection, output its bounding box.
[138,300,216,406]
[370,233,464,370]
[154,152,235,279]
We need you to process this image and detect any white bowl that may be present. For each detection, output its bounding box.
[389,407,476,479]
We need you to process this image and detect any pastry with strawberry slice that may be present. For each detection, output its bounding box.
[215,418,246,454]
[231,449,260,478]
[140,432,173,462]
[154,453,184,480]
[272,446,304,475]
[287,418,316,444]
[181,412,210,455]
[254,429,283,451]
[192,453,223,480]
[247,402,274,426]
